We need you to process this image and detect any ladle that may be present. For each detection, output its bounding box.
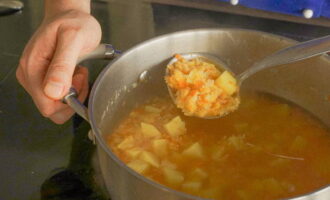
[166,35,330,118]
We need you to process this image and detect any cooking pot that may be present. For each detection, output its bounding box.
[64,29,330,200]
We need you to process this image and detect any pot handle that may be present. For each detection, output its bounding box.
[0,0,24,16]
[62,44,120,121]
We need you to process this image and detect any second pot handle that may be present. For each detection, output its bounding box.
[63,44,119,121]
[77,44,119,63]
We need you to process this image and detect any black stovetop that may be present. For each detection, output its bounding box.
[40,117,109,200]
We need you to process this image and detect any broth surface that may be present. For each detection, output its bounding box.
[106,92,330,200]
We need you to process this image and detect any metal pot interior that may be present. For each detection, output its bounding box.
[89,28,330,199]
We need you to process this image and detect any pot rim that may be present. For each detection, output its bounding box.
[88,28,330,200]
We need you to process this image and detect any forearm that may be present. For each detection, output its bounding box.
[44,0,91,18]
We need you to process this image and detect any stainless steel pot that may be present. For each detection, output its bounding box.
[65,29,330,200]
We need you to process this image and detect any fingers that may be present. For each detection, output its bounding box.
[16,67,28,91]
[43,27,83,100]
[50,106,75,124]
[17,27,59,117]
[73,66,89,103]
[18,27,88,122]
[16,11,101,124]
[48,66,89,124]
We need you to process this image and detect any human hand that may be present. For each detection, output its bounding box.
[16,9,101,124]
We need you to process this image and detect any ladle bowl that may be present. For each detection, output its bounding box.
[166,34,330,118]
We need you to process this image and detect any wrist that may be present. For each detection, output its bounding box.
[44,0,91,19]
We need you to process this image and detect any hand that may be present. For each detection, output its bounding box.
[16,10,101,124]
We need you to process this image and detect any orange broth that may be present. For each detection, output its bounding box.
[106,92,330,200]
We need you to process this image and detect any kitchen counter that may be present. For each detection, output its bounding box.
[0,0,329,199]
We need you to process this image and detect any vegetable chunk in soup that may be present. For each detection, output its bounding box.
[106,93,330,200]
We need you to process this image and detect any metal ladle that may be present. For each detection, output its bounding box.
[166,35,330,118]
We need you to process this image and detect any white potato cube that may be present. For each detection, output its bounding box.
[152,139,168,157]
[145,106,161,113]
[163,167,184,186]
[290,136,307,152]
[182,181,202,193]
[161,160,177,169]
[117,136,135,150]
[126,148,142,159]
[141,122,161,138]
[182,142,204,158]
[211,146,226,161]
[215,70,237,95]
[127,160,150,174]
[227,135,245,150]
[164,116,186,137]
[191,168,208,180]
[139,151,160,168]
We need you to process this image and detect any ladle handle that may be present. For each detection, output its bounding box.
[238,35,330,82]
[0,0,23,16]
[63,44,119,121]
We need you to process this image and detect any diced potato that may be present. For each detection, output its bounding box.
[281,181,295,193]
[117,136,135,150]
[139,151,160,168]
[182,142,204,158]
[152,139,168,157]
[211,145,226,161]
[162,167,184,186]
[251,178,284,195]
[164,116,186,137]
[215,70,237,95]
[263,178,285,195]
[145,105,161,113]
[126,148,143,159]
[182,181,202,193]
[227,135,246,150]
[290,136,307,152]
[140,113,157,124]
[127,160,150,174]
[141,122,161,138]
[129,111,138,117]
[190,168,208,180]
[161,160,177,169]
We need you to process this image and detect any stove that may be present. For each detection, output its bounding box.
[40,118,109,200]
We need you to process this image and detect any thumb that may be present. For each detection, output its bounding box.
[44,28,83,100]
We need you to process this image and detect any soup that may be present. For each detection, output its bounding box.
[106,92,330,200]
